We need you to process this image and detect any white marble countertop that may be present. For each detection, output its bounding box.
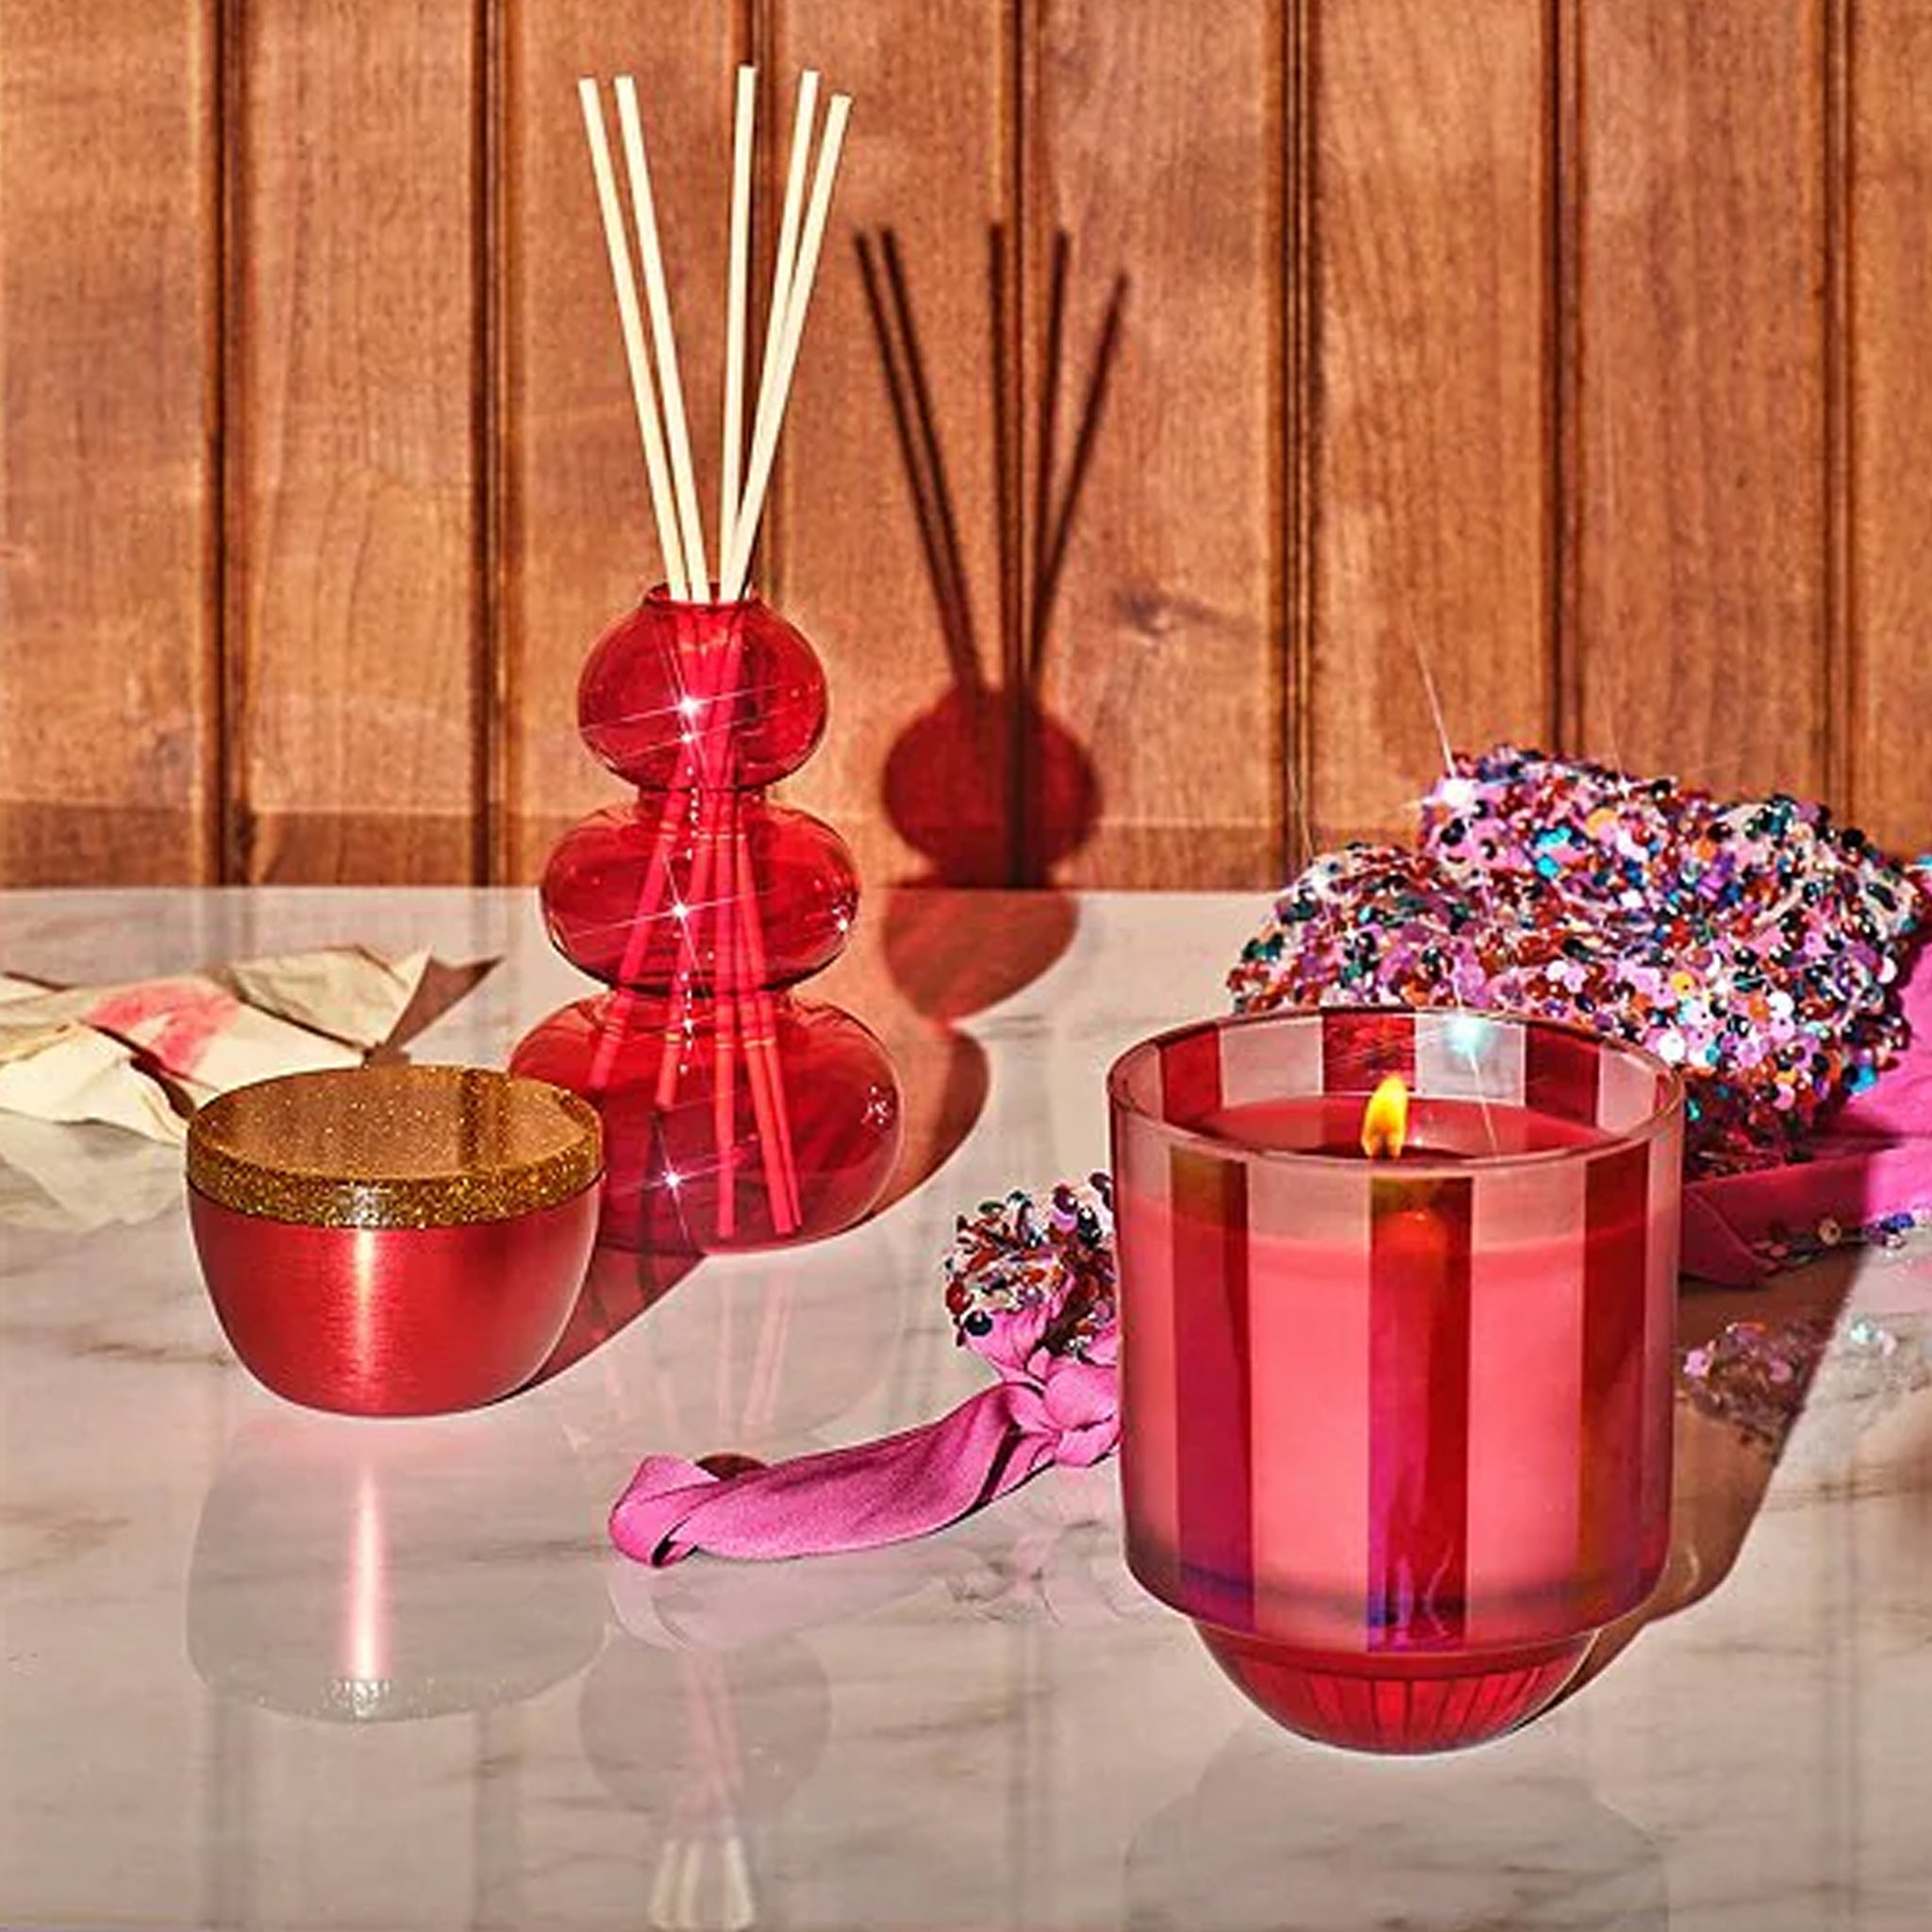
[4,888,1932,1931]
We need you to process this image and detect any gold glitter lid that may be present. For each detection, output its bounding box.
[187,1065,604,1229]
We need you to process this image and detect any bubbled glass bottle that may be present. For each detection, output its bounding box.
[512,588,904,1253]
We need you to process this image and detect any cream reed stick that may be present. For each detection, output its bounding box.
[721,92,851,601]
[577,77,689,599]
[719,65,757,579]
[764,70,820,368]
[727,71,819,593]
[615,75,711,596]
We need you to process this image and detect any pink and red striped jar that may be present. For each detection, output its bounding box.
[1108,1007,1682,1754]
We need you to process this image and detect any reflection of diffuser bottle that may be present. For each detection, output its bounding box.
[513,591,903,1254]
[1125,1724,1667,1931]
[581,1629,831,1932]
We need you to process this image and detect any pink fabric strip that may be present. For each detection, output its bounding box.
[611,1352,1117,1567]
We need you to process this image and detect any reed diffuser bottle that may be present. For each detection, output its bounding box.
[513,68,901,1251]
[513,590,901,1252]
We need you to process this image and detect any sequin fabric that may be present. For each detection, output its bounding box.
[1752,1205,1932,1271]
[1228,747,1928,1175]
[942,1176,1117,1372]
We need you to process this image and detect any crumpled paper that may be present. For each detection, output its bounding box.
[0,945,488,1232]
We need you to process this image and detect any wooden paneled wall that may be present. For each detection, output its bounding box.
[2,0,1927,891]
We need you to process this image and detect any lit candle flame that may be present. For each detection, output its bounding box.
[1360,1074,1408,1160]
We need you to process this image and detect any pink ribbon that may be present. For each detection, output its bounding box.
[611,1335,1116,1566]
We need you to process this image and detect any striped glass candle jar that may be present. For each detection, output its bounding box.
[1108,1007,1682,1754]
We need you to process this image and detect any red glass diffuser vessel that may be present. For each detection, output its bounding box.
[538,71,899,1247]
[514,591,903,1252]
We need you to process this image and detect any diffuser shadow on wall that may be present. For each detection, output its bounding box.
[860,220,1126,1140]
[858,224,1128,1239]
[862,224,1123,894]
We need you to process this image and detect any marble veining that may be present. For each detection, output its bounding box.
[2,888,1932,1928]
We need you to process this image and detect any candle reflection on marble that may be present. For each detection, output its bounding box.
[1108,1006,1683,1753]
[187,1403,602,1723]
[1126,1718,1668,1929]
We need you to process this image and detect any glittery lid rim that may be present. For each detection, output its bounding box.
[186,1067,604,1229]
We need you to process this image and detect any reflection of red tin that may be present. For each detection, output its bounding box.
[188,1405,604,1722]
[187,1065,602,1416]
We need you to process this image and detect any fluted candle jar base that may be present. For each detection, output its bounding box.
[1197,1627,1591,1756]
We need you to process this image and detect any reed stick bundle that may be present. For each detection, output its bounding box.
[578,65,852,1240]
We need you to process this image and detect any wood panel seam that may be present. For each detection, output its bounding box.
[476,0,508,885]
[1286,0,1315,868]
[1550,0,1584,759]
[1007,0,1034,887]
[200,0,228,882]
[215,0,247,884]
[750,0,777,603]
[1824,0,1854,811]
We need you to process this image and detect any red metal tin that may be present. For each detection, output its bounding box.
[187,1066,602,1417]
